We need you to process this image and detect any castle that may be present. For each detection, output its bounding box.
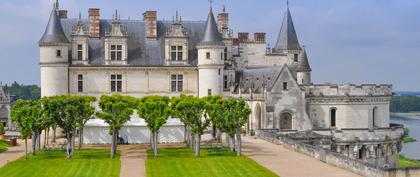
[0,84,11,128]
[39,1,403,167]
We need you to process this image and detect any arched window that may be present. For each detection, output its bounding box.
[330,108,337,127]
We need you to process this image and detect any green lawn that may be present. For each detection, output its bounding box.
[0,140,9,153]
[146,147,279,177]
[399,154,420,168]
[0,149,120,177]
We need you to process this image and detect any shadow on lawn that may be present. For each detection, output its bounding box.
[148,147,236,159]
[29,149,118,160]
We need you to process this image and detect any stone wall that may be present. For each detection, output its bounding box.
[256,130,420,177]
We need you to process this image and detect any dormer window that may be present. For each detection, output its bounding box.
[294,54,298,62]
[111,45,123,61]
[56,50,62,57]
[171,46,183,61]
[206,52,211,59]
[283,82,288,90]
[77,45,83,61]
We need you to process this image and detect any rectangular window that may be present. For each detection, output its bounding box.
[223,75,228,89]
[77,74,83,92]
[77,45,83,61]
[294,54,298,62]
[110,74,122,92]
[283,82,288,90]
[170,46,183,61]
[171,74,183,92]
[206,52,211,59]
[56,50,61,57]
[208,89,212,96]
[110,45,123,60]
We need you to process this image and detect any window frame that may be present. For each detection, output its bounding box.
[56,50,62,57]
[77,44,83,61]
[171,74,184,92]
[206,52,211,59]
[283,82,288,91]
[77,74,83,92]
[170,45,183,61]
[110,45,123,61]
[110,74,123,92]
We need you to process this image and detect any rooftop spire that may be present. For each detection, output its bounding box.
[296,47,312,72]
[198,5,224,46]
[39,4,69,46]
[274,1,301,53]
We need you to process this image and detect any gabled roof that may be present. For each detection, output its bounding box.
[296,48,312,72]
[197,7,224,46]
[274,7,301,52]
[39,7,70,46]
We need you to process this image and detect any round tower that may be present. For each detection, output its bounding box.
[197,7,225,97]
[296,47,312,85]
[39,4,70,97]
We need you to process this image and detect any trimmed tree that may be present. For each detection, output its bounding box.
[203,96,224,142]
[11,100,38,159]
[97,94,136,159]
[171,94,192,147]
[176,96,209,157]
[75,96,96,149]
[137,96,171,157]
[222,98,251,156]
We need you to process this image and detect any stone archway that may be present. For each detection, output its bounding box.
[279,112,292,130]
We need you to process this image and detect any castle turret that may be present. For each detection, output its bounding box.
[197,6,225,97]
[273,2,302,61]
[39,3,70,97]
[296,47,312,85]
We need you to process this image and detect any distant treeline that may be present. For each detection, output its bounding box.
[3,82,41,101]
[391,96,420,113]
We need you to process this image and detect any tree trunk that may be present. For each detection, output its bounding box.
[24,138,28,160]
[46,128,49,146]
[153,132,158,157]
[78,128,83,150]
[38,132,41,150]
[225,134,230,149]
[150,131,154,152]
[31,132,36,155]
[230,135,235,151]
[43,129,47,148]
[194,134,201,157]
[111,130,115,159]
[66,134,72,159]
[71,130,75,156]
[236,127,241,156]
[52,126,56,143]
[212,124,216,139]
[183,125,187,144]
[190,132,195,150]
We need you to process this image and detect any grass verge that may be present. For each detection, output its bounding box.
[146,147,279,177]
[0,149,120,177]
[0,140,9,153]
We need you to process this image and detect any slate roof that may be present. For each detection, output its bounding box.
[274,7,301,52]
[60,18,208,67]
[296,48,311,72]
[39,8,70,46]
[235,64,298,93]
[198,7,224,46]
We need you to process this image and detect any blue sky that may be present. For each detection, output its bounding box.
[0,0,419,91]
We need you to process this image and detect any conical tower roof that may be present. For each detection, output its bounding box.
[198,7,224,46]
[39,5,69,46]
[296,48,312,72]
[274,6,301,52]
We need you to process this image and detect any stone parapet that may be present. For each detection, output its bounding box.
[305,84,392,97]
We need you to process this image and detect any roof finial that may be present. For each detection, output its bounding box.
[223,5,226,13]
[56,0,59,10]
[286,0,289,9]
[209,0,214,8]
[176,10,179,21]
[78,11,82,20]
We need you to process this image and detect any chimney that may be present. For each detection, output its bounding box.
[232,38,239,46]
[238,32,249,43]
[88,8,100,38]
[253,33,266,43]
[217,11,228,31]
[58,10,68,19]
[143,11,157,40]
